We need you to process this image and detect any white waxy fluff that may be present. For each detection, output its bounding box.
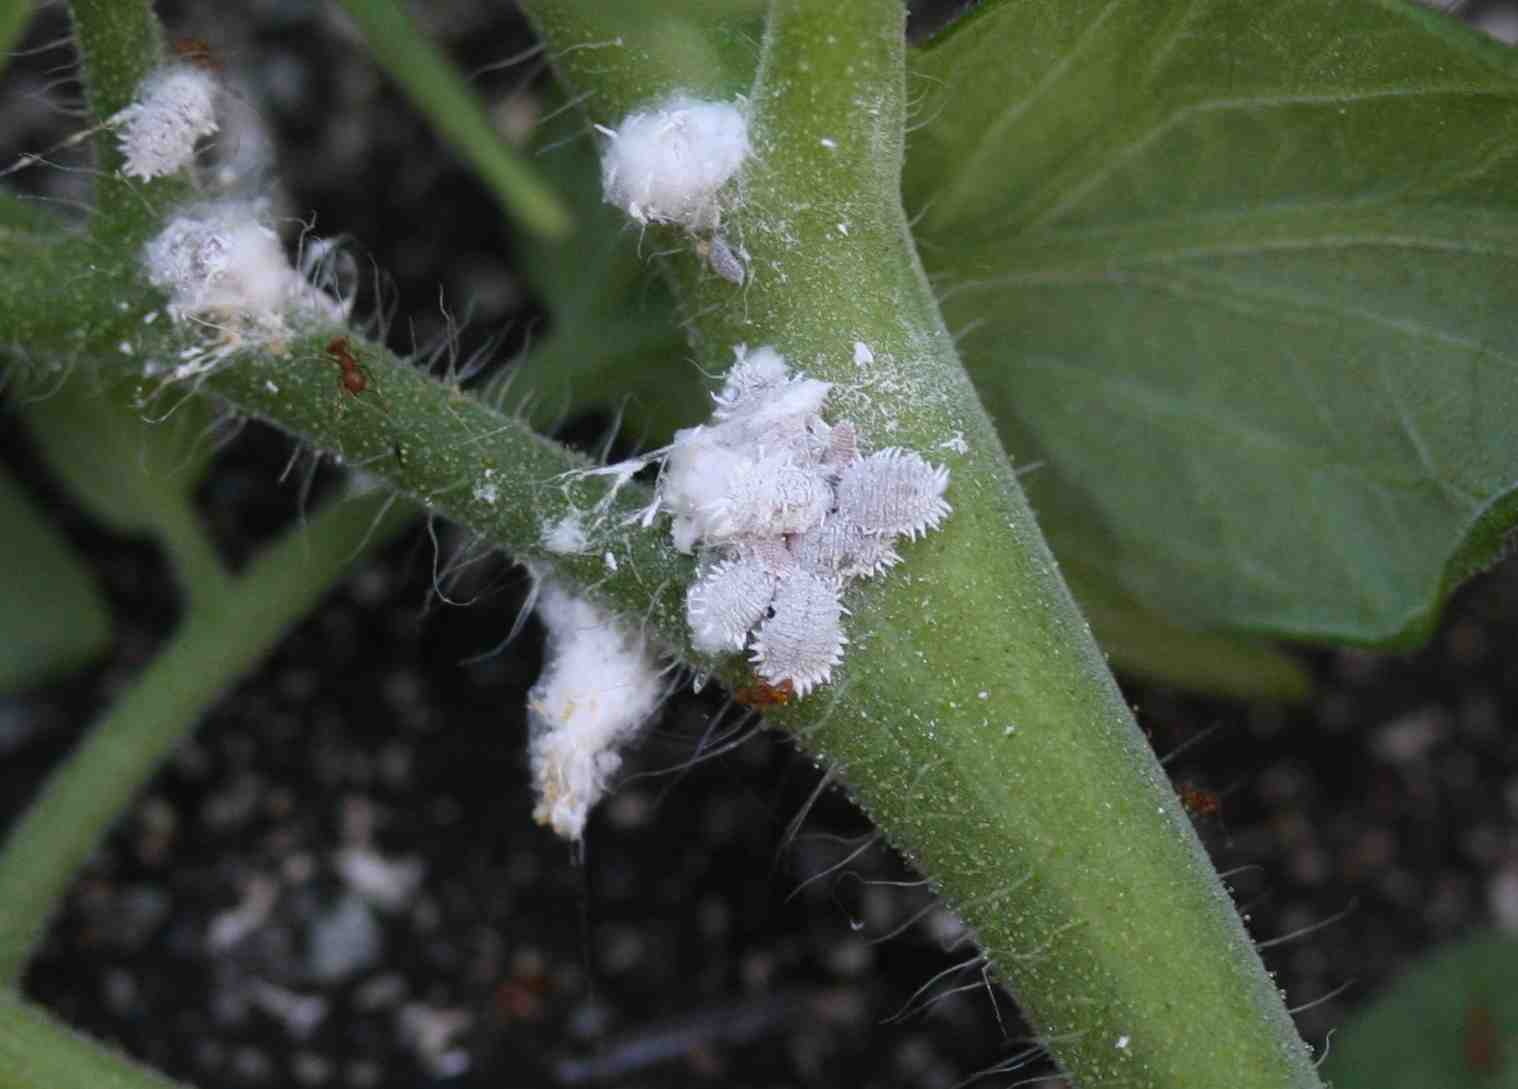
[722,376,833,450]
[114,63,219,180]
[600,94,750,230]
[686,557,777,653]
[528,580,664,841]
[659,429,752,553]
[751,572,847,697]
[711,344,790,420]
[835,448,952,540]
[142,202,344,330]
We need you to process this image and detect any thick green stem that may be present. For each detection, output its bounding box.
[527,1,1323,1085]
[0,991,192,1089]
[0,492,411,984]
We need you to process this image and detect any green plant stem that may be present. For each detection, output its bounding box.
[334,0,572,239]
[0,491,413,984]
[152,499,231,607]
[0,990,191,1089]
[527,1,1324,1085]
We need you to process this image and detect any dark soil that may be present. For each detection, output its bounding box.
[4,4,1518,1088]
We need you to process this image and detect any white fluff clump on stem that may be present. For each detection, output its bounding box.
[113,63,220,180]
[142,201,346,337]
[527,579,665,841]
[599,94,750,230]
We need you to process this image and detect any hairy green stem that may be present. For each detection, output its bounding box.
[526,1,1323,1085]
[0,991,191,1089]
[0,492,411,984]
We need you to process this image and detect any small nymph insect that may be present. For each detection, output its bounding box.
[325,336,367,394]
[695,234,746,286]
[324,336,388,414]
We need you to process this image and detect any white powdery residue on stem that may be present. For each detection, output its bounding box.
[113,63,220,180]
[598,94,750,230]
[527,580,665,841]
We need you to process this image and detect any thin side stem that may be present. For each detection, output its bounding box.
[0,991,192,1089]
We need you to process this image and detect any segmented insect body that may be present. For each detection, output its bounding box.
[823,418,858,475]
[687,558,777,654]
[750,571,847,696]
[790,518,901,579]
[325,336,368,396]
[710,457,833,540]
[835,447,952,540]
[697,234,747,286]
[736,535,796,577]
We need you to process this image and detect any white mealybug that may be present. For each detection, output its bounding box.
[790,518,901,579]
[750,572,847,697]
[580,344,952,698]
[598,94,751,231]
[835,447,952,540]
[735,535,797,577]
[706,457,833,540]
[114,63,220,180]
[686,557,777,654]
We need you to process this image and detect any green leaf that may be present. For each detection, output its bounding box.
[1321,930,1518,1088]
[1063,555,1311,702]
[0,465,110,692]
[906,0,1518,649]
[334,0,571,240]
[19,375,216,538]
